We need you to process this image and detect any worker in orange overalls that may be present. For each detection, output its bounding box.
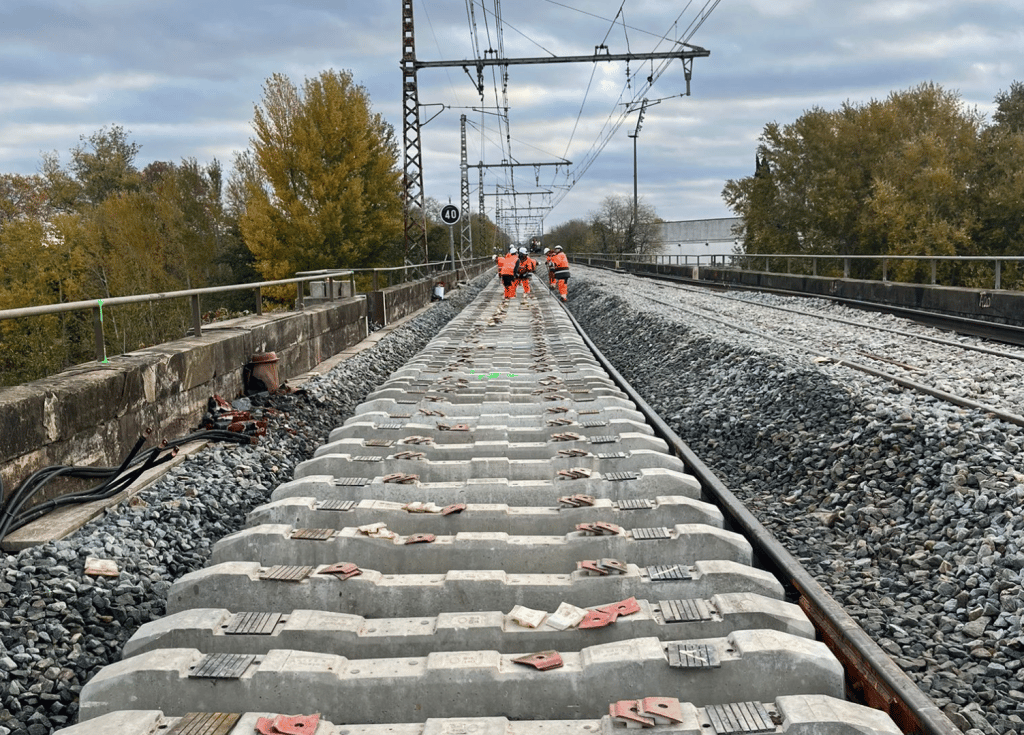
[512,247,537,297]
[543,248,556,289]
[550,245,570,302]
[499,245,518,299]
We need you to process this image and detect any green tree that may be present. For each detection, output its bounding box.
[238,70,404,283]
[723,83,984,281]
[544,218,592,253]
[588,195,662,256]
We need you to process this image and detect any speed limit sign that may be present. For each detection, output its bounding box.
[440,204,461,225]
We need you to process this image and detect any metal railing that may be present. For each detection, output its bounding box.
[0,257,489,367]
[574,252,1024,290]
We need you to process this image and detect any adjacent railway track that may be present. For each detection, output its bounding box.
[57,282,961,735]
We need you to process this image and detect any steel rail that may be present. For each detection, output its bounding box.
[556,300,963,735]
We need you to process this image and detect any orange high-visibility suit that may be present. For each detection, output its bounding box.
[512,254,536,295]
[550,251,570,301]
[499,252,517,298]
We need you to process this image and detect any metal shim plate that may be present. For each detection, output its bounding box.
[579,421,608,428]
[333,477,370,487]
[589,435,619,444]
[604,470,638,480]
[617,499,654,510]
[706,702,775,734]
[353,455,384,462]
[318,499,357,511]
[224,612,282,635]
[659,599,713,623]
[647,564,692,581]
[291,528,335,541]
[378,422,406,430]
[365,439,394,447]
[189,653,255,679]
[167,712,241,735]
[577,409,601,415]
[260,565,314,582]
[632,527,672,541]
[666,642,719,669]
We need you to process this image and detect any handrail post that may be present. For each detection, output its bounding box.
[191,294,203,337]
[327,276,336,302]
[297,281,305,310]
[372,269,379,291]
[254,287,263,315]
[764,256,769,272]
[92,305,106,363]
[844,258,850,278]
[931,260,937,285]
[350,271,356,297]
[812,257,817,277]
[882,258,888,283]
[995,259,1002,290]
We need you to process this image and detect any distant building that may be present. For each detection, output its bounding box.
[656,217,744,257]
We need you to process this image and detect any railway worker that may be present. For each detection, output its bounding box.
[543,247,556,288]
[550,245,570,302]
[512,246,537,297]
[499,245,518,299]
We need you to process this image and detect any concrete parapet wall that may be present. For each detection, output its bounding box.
[0,297,369,502]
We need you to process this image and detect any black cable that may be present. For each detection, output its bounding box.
[0,428,253,543]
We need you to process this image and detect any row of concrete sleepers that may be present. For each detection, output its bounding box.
[61,288,903,735]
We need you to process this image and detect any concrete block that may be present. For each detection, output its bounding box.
[313,433,669,460]
[165,560,785,617]
[272,468,703,505]
[54,695,906,735]
[79,633,843,722]
[292,451,685,482]
[123,593,815,659]
[328,414,653,440]
[209,523,753,570]
[245,495,725,534]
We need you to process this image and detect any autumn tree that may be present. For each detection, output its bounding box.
[237,70,403,283]
[723,83,985,281]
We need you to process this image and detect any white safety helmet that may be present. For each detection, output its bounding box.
[518,247,528,255]
[508,245,517,253]
[543,248,550,254]
[554,245,563,251]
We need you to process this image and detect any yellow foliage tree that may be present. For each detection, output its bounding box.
[239,70,403,285]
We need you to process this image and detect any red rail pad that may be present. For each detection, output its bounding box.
[609,700,655,728]
[405,533,436,545]
[318,563,361,581]
[512,651,564,671]
[255,713,321,735]
[639,697,685,725]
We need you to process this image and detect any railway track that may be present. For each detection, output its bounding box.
[57,283,958,735]
[631,278,1024,428]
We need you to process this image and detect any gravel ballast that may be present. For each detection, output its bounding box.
[3,266,1019,735]
[567,268,1024,735]
[0,275,489,735]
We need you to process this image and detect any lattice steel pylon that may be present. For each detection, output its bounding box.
[402,0,427,264]
[459,115,473,262]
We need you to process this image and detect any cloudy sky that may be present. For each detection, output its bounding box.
[2,1,1022,240]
